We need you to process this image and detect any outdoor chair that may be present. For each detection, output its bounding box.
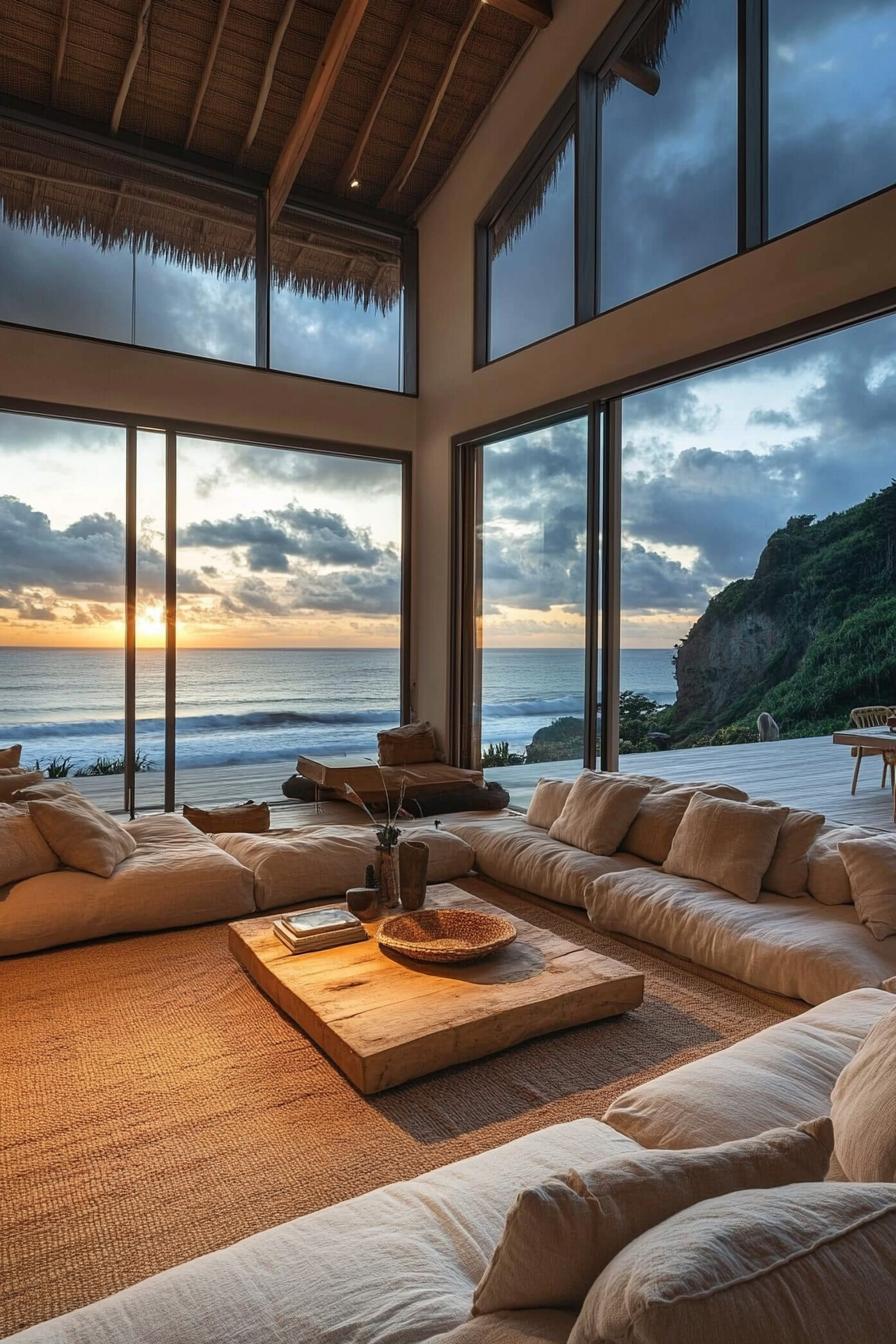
[848,705,896,794]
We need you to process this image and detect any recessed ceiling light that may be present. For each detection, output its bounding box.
[349,177,361,189]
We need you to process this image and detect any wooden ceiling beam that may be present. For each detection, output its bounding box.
[185,0,232,150]
[482,0,551,29]
[111,0,153,133]
[335,0,425,195]
[52,0,72,104]
[380,0,480,204]
[238,0,297,164]
[268,0,370,224]
[612,56,660,95]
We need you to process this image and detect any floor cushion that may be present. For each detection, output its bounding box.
[445,817,654,910]
[214,824,474,911]
[601,988,895,1148]
[0,813,255,956]
[6,1119,637,1344]
[586,868,896,1004]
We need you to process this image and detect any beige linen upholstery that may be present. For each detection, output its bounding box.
[601,987,894,1148]
[807,823,878,905]
[549,772,651,856]
[422,1312,576,1343]
[7,1118,638,1344]
[839,835,896,939]
[474,1121,832,1315]
[570,1183,896,1344]
[214,824,474,911]
[0,744,22,767]
[444,816,654,910]
[663,792,787,902]
[830,1006,896,1181]
[0,814,255,956]
[525,779,573,830]
[0,803,59,885]
[621,782,748,865]
[587,868,896,1003]
[377,721,442,766]
[0,769,44,804]
[762,806,825,896]
[10,779,77,802]
[27,793,136,878]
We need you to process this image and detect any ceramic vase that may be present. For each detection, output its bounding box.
[377,846,400,908]
[398,840,429,911]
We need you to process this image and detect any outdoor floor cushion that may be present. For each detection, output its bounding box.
[445,817,654,910]
[586,868,896,1004]
[0,813,255,956]
[214,824,475,911]
[602,987,896,1149]
[7,1118,637,1344]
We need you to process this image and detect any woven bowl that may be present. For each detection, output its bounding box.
[376,908,517,964]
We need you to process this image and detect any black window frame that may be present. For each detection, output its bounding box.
[474,0,896,367]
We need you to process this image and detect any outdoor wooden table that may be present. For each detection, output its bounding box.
[832,726,896,821]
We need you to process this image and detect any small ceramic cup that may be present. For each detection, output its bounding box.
[346,887,382,922]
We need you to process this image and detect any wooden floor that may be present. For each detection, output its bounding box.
[71,735,894,829]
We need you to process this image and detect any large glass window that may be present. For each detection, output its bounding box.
[599,0,738,312]
[619,311,896,763]
[487,125,575,361]
[768,0,896,237]
[474,417,592,787]
[270,209,404,391]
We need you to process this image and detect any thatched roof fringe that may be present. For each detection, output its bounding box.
[491,0,687,260]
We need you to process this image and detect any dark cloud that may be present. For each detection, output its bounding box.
[180,505,389,572]
[192,443,404,501]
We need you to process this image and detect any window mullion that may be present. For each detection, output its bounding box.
[739,0,768,250]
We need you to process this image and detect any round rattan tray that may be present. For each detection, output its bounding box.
[376,907,517,964]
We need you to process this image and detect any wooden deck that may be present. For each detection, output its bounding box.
[70,735,894,829]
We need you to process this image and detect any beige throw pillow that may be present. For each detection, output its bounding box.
[838,835,896,940]
[28,793,137,877]
[806,825,875,905]
[0,802,59,885]
[830,1006,896,1181]
[11,778,77,803]
[757,804,825,896]
[663,792,788,902]
[548,772,651,856]
[621,782,748,865]
[0,743,22,768]
[526,778,573,830]
[473,1119,832,1315]
[570,1182,896,1344]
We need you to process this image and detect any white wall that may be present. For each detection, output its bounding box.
[412,0,896,740]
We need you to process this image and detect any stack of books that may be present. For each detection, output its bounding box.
[273,907,368,954]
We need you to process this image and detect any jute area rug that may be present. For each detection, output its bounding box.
[2,877,784,1336]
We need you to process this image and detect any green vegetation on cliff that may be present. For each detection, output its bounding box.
[671,480,896,743]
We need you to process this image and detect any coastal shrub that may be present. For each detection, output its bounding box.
[31,754,74,778]
[525,716,584,764]
[481,741,525,767]
[73,751,154,777]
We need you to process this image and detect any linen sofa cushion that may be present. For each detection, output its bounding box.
[0,802,59,885]
[474,1120,832,1315]
[621,781,748,865]
[27,792,136,878]
[601,987,894,1148]
[549,772,651,856]
[0,769,44,804]
[0,744,22,767]
[11,778,78,803]
[830,1006,896,1182]
[6,1118,638,1344]
[807,824,878,905]
[839,835,896,940]
[214,824,474,911]
[663,792,788,902]
[761,806,825,897]
[445,816,654,910]
[0,814,255,956]
[586,868,896,1004]
[569,1183,896,1344]
[377,721,442,766]
[526,779,573,830]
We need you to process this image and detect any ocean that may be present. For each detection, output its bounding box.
[0,646,677,772]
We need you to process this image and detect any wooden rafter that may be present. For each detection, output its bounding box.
[482,0,551,29]
[268,0,370,223]
[335,0,425,195]
[238,0,298,164]
[111,0,153,133]
[612,56,660,95]
[52,0,73,103]
[185,0,232,149]
[380,0,480,204]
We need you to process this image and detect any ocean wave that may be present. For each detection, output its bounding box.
[482,695,585,718]
[0,707,396,740]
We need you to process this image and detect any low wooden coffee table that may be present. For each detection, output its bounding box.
[229,884,643,1094]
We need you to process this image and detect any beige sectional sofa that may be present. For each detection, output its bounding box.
[446,779,896,1005]
[9,984,894,1344]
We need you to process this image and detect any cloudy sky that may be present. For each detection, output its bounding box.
[0,419,403,648]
